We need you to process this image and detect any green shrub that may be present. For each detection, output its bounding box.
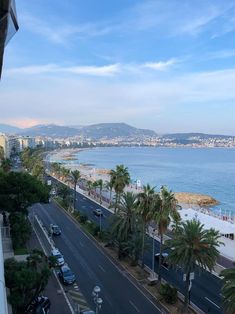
[159,283,178,304]
[79,213,88,224]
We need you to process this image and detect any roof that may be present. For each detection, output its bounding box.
[180,208,235,234]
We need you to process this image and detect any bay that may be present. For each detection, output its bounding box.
[57,147,235,215]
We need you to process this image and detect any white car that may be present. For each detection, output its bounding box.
[51,248,64,266]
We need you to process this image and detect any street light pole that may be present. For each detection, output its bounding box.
[99,214,102,233]
[151,228,157,279]
[92,286,103,314]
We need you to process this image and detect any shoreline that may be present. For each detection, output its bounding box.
[48,148,219,208]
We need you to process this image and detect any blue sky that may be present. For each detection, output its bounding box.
[1,0,235,134]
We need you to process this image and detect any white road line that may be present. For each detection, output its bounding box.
[54,202,163,313]
[129,300,140,312]
[205,297,220,309]
[98,265,106,273]
[79,241,84,247]
[32,223,75,314]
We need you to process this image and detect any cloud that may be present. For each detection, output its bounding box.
[143,59,177,71]
[2,67,235,134]
[6,58,178,77]
[6,63,121,76]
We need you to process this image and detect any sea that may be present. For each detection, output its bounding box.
[53,147,235,215]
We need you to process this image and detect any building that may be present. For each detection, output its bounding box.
[0,134,20,158]
[0,0,19,78]
[18,136,36,151]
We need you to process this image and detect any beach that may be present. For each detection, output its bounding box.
[49,148,219,207]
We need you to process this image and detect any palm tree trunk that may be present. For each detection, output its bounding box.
[183,272,190,313]
[141,223,145,268]
[158,233,163,282]
[109,189,112,204]
[73,181,77,210]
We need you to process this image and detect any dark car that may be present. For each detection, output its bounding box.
[49,224,61,236]
[58,265,76,285]
[25,296,50,314]
[93,208,103,216]
[155,252,169,268]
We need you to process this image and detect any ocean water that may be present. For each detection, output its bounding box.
[56,147,235,214]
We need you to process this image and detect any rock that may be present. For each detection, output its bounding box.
[174,192,218,206]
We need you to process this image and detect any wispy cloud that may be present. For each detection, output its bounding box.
[6,58,178,76]
[6,63,121,76]
[143,59,177,71]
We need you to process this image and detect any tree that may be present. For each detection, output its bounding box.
[96,179,104,204]
[220,265,235,312]
[31,159,44,180]
[9,212,32,250]
[0,145,4,160]
[110,164,130,212]
[57,184,72,208]
[166,220,221,313]
[86,180,93,196]
[105,180,114,205]
[0,158,11,172]
[110,192,137,259]
[0,171,49,214]
[4,250,51,313]
[152,186,180,282]
[70,170,80,210]
[60,167,70,182]
[136,184,155,268]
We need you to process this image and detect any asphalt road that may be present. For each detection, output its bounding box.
[32,202,164,314]
[47,175,223,313]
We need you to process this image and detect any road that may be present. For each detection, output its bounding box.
[47,175,223,313]
[32,202,164,314]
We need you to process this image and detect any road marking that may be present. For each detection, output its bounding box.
[79,241,84,247]
[32,221,75,314]
[98,265,106,273]
[52,201,163,313]
[129,300,140,312]
[204,297,220,309]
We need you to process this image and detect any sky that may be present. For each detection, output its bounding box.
[1,0,235,134]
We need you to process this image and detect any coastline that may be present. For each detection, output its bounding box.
[49,148,219,208]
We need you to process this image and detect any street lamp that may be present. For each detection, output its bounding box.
[92,286,103,314]
[148,227,158,282]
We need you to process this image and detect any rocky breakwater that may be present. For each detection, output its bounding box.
[174,192,218,207]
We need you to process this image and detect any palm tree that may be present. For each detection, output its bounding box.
[220,265,235,312]
[60,167,70,182]
[92,180,99,199]
[110,164,130,212]
[96,179,104,204]
[166,220,221,313]
[136,184,155,268]
[70,170,81,210]
[110,192,137,259]
[86,180,93,196]
[105,180,114,205]
[152,186,180,282]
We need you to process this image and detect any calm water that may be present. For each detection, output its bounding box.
[58,147,235,214]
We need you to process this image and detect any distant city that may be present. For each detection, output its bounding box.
[0,122,235,158]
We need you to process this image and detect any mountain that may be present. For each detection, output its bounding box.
[0,124,22,134]
[21,124,80,137]
[80,123,156,139]
[19,123,157,139]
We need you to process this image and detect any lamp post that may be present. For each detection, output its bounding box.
[99,214,102,233]
[148,227,158,282]
[92,286,103,314]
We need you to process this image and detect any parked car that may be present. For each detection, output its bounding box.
[49,224,61,236]
[155,252,169,268]
[93,208,103,216]
[58,265,76,285]
[50,248,64,266]
[25,295,50,314]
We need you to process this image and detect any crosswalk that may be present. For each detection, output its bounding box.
[68,284,90,312]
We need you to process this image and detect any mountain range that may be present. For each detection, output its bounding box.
[0,123,234,140]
